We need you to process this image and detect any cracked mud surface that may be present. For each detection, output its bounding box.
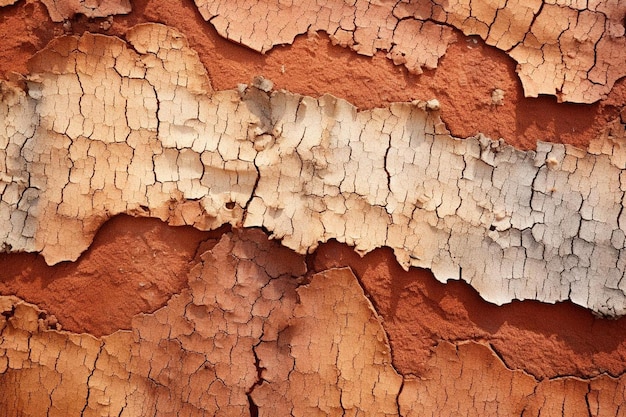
[2,24,626,314]
[0,0,623,150]
[0,215,225,336]
[1,230,401,416]
[1,0,626,415]
[2,226,626,416]
[195,0,626,104]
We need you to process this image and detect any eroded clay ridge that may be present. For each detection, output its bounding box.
[1,229,625,416]
[2,23,626,315]
[194,0,626,103]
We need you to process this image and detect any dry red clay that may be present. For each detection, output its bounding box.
[310,240,626,380]
[0,215,224,336]
[1,0,626,383]
[1,215,625,380]
[1,0,623,151]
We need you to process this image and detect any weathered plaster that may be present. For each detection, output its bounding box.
[1,0,626,414]
[1,24,626,315]
[194,0,626,103]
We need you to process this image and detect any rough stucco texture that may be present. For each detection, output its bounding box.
[0,0,626,415]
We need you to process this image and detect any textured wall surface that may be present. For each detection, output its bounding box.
[1,0,626,415]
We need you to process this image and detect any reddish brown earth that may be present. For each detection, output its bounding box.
[2,214,625,381]
[1,0,622,151]
[1,1,626,411]
[310,241,626,380]
[0,215,225,336]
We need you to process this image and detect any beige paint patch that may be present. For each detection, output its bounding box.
[2,24,626,315]
[193,0,626,103]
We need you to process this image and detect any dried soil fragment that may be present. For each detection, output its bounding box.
[251,268,402,416]
[0,229,400,416]
[399,341,626,417]
[192,0,455,74]
[0,297,103,416]
[193,0,626,103]
[40,0,131,22]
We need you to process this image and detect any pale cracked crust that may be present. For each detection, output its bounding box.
[40,0,132,22]
[1,230,625,416]
[193,0,626,103]
[2,24,626,315]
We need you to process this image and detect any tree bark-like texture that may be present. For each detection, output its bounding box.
[1,1,625,415]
